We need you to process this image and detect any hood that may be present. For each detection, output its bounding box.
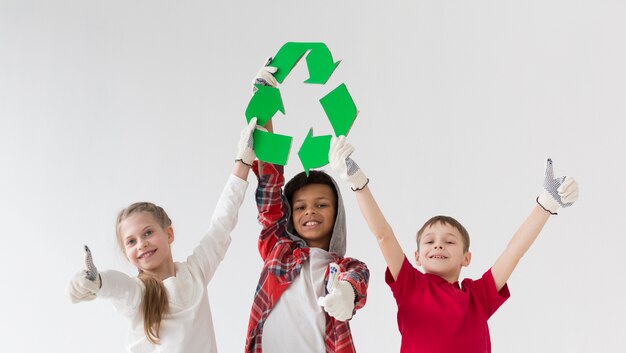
[284,173,347,257]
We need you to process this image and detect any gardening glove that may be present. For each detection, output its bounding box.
[317,263,355,321]
[536,158,579,215]
[252,58,278,91]
[236,117,258,166]
[329,136,369,191]
[67,245,101,303]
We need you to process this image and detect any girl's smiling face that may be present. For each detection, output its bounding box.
[118,211,175,278]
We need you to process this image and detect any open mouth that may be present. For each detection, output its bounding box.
[138,249,156,260]
[303,220,321,227]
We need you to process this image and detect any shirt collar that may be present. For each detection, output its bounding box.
[425,272,461,288]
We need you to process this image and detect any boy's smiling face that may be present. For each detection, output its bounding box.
[291,183,337,251]
[414,222,471,283]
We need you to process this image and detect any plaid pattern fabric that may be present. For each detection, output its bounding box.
[245,161,369,353]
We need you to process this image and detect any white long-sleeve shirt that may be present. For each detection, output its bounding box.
[98,174,248,353]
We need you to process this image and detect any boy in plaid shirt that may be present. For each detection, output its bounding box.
[242,65,370,353]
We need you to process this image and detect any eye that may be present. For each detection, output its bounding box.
[317,203,327,208]
[425,241,434,244]
[446,241,455,244]
[126,238,136,246]
[294,205,305,211]
[144,230,153,237]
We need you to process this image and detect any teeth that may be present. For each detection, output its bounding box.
[140,250,154,259]
[304,221,320,226]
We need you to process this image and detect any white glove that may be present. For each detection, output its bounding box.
[236,117,258,166]
[317,264,355,322]
[329,136,369,191]
[536,158,579,215]
[67,245,101,303]
[252,58,278,91]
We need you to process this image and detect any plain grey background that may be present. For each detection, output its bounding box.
[1,0,625,352]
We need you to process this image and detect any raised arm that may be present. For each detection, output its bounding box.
[186,120,258,283]
[491,159,579,291]
[245,60,293,259]
[329,136,406,280]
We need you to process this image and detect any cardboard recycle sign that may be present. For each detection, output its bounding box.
[244,42,358,174]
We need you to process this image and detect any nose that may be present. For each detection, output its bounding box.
[304,207,317,215]
[138,238,149,249]
[434,244,443,249]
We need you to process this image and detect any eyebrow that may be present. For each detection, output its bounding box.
[422,232,459,238]
[123,225,152,240]
[293,196,331,203]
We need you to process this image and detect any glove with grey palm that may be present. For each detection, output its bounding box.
[536,158,579,215]
[329,136,369,191]
[67,245,102,303]
[251,58,278,91]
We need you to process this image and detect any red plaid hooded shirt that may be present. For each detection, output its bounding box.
[245,161,369,353]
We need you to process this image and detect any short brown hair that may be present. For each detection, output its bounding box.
[416,215,470,253]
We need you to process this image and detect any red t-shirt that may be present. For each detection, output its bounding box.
[385,256,510,353]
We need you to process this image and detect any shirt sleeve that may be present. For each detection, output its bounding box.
[471,268,511,319]
[385,255,424,306]
[186,174,249,285]
[98,270,143,318]
[337,256,370,312]
[252,161,291,260]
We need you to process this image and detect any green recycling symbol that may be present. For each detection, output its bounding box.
[245,42,358,173]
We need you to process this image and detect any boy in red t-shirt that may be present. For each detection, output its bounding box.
[328,136,579,353]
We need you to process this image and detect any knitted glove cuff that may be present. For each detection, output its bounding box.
[83,270,102,291]
[345,158,369,191]
[235,150,255,167]
[236,118,257,166]
[537,192,559,215]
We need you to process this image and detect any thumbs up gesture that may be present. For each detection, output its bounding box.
[536,158,579,215]
[67,245,102,303]
[317,263,356,322]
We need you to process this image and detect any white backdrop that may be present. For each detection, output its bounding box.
[1,1,625,352]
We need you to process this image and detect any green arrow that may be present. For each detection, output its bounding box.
[298,128,332,175]
[245,85,285,126]
[269,42,341,85]
[254,129,292,166]
[320,83,358,136]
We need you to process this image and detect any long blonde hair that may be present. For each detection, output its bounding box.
[116,202,171,345]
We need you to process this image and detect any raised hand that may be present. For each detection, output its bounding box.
[236,117,258,167]
[67,245,102,303]
[329,136,369,191]
[252,58,278,91]
[84,245,98,281]
[537,158,579,215]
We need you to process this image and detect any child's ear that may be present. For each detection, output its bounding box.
[462,251,471,267]
[414,250,422,266]
[167,226,175,244]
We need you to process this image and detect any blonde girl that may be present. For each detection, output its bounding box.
[67,119,259,352]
